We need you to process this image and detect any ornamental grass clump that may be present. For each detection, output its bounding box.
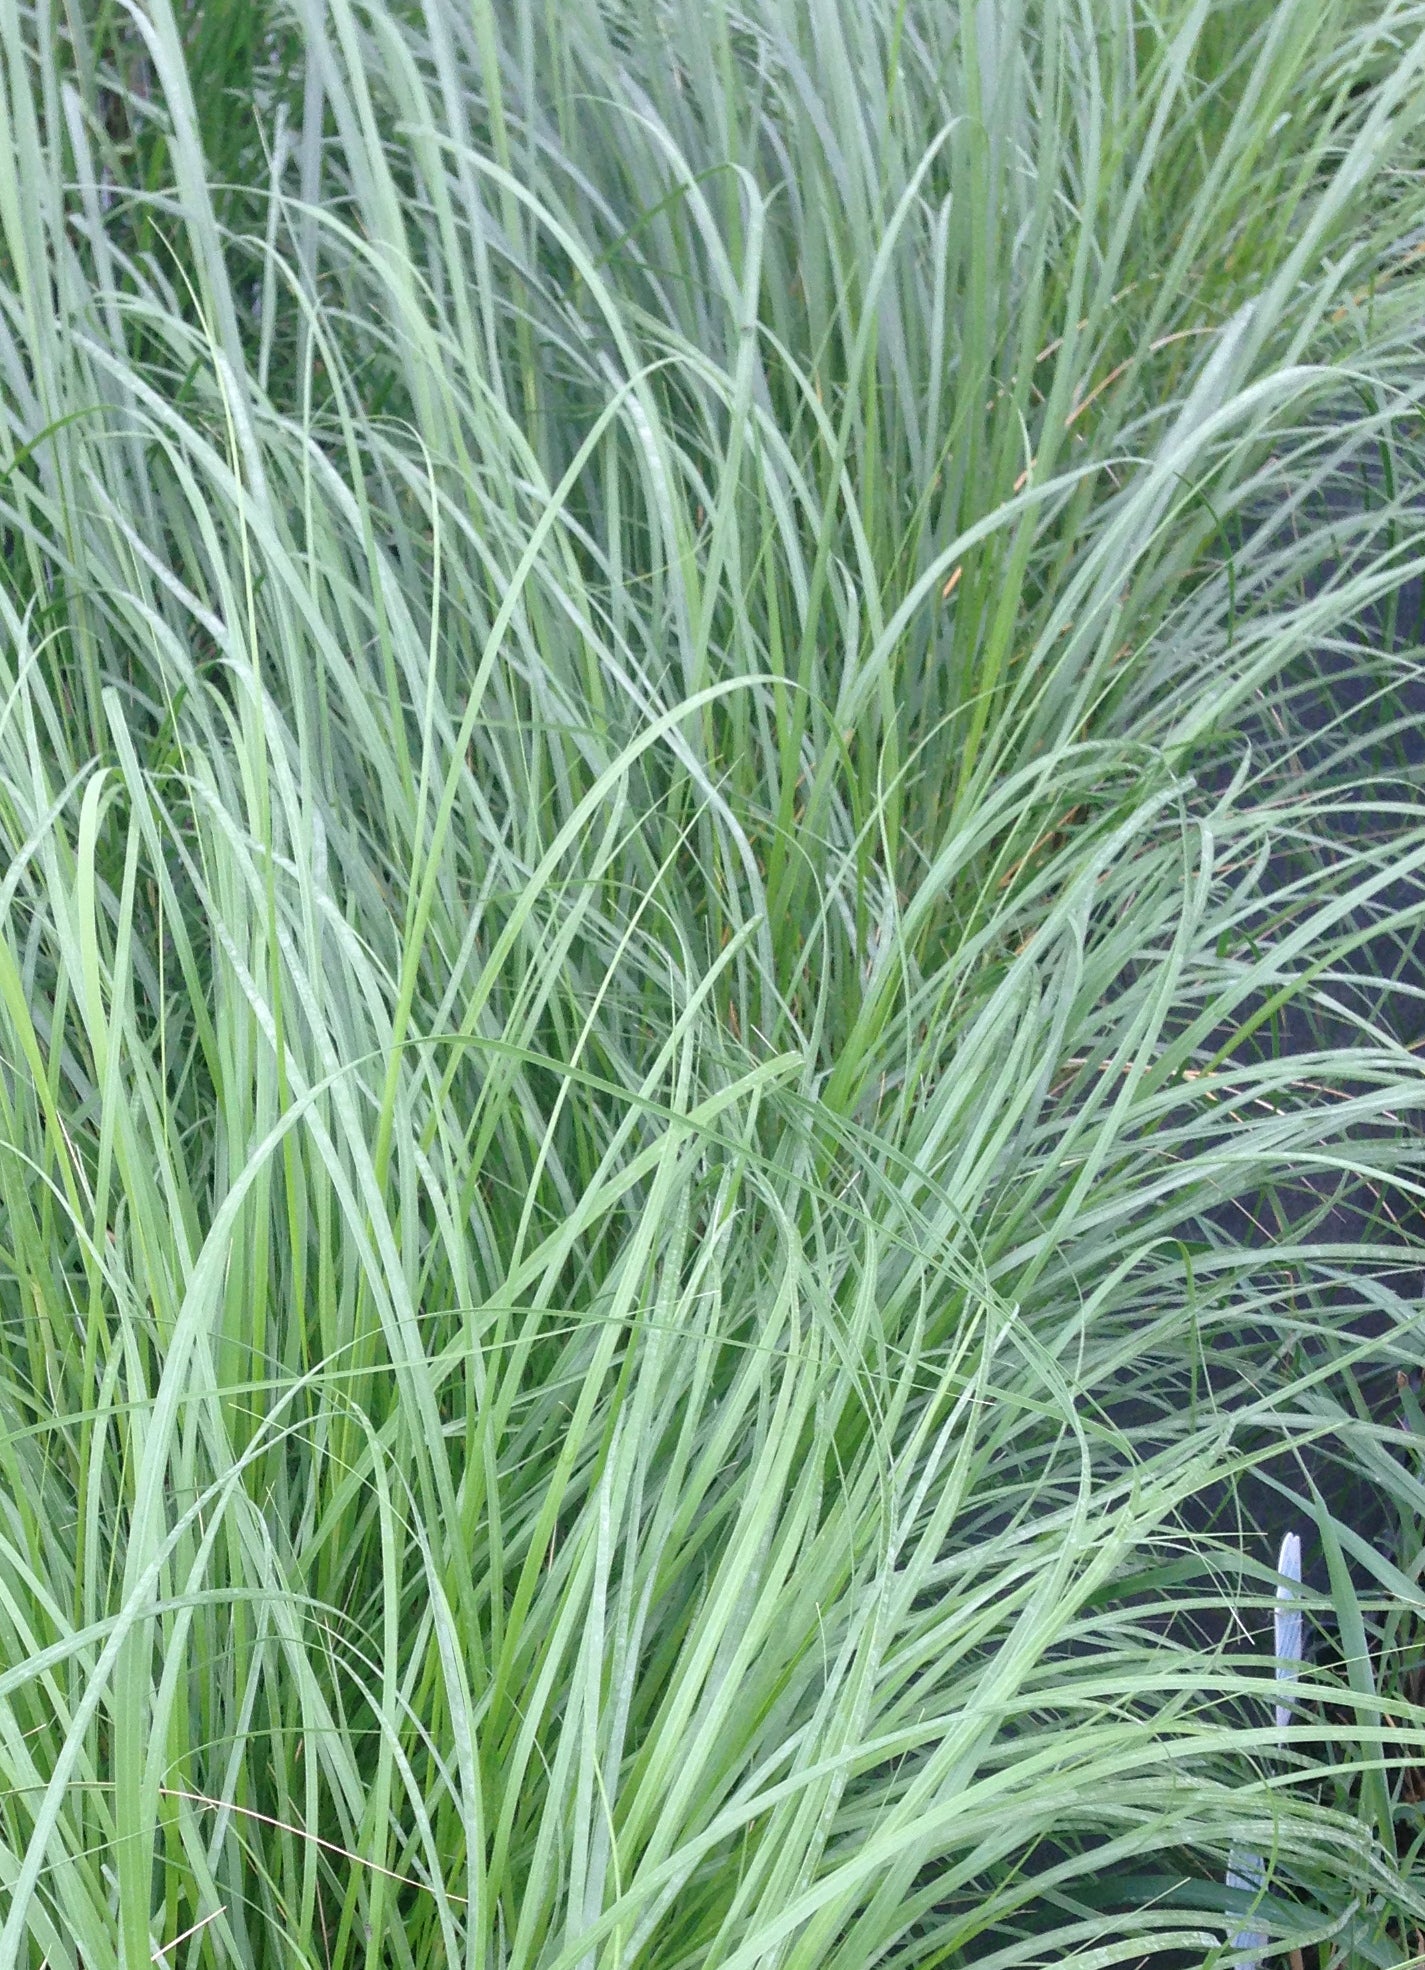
[1,0,1425,1965]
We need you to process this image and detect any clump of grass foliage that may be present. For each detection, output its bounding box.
[3,0,1425,1963]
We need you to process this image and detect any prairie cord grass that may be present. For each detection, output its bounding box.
[1,1,1424,1965]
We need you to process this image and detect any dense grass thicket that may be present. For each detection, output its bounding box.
[3,0,1425,1963]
